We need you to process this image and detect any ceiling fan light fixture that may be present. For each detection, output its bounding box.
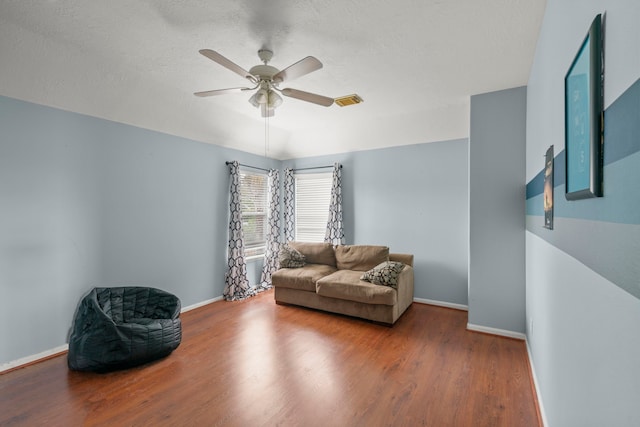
[248,92,260,107]
[268,90,283,108]
[261,104,275,117]
[335,94,364,107]
[249,88,270,108]
[256,88,268,104]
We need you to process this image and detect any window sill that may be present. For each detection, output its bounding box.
[245,254,265,262]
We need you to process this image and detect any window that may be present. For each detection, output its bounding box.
[294,172,332,242]
[239,170,268,258]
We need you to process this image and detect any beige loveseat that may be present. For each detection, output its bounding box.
[272,242,414,325]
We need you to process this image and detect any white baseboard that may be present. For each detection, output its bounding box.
[526,338,549,427]
[181,296,223,313]
[1,296,224,374]
[413,297,468,311]
[0,344,68,374]
[466,323,526,340]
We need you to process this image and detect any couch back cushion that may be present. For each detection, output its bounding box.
[335,245,389,271]
[290,242,336,267]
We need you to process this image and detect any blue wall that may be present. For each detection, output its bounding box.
[526,79,640,300]
[0,95,279,365]
[284,139,469,306]
[526,1,640,425]
[469,86,527,335]
[0,94,469,367]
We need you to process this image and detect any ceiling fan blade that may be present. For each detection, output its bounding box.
[281,88,334,107]
[194,87,249,97]
[199,49,257,83]
[273,56,323,83]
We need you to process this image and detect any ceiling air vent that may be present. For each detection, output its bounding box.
[334,94,363,107]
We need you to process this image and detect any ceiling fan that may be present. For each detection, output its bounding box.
[194,49,360,117]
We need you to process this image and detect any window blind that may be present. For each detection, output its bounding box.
[294,172,332,242]
[239,171,268,257]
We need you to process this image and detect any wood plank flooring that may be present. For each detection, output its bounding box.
[0,290,541,426]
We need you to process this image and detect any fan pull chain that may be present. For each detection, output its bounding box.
[264,114,270,157]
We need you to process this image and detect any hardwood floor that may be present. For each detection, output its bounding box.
[0,290,541,426]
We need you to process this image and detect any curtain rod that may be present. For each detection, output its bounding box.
[225,161,271,172]
[292,164,342,172]
[226,162,342,172]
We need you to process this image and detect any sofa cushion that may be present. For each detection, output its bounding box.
[290,242,336,267]
[272,264,338,292]
[278,244,306,268]
[316,270,397,306]
[361,261,405,288]
[334,245,389,271]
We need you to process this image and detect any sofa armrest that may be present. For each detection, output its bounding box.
[396,265,414,312]
[389,253,414,267]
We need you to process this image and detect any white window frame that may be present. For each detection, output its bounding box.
[239,170,268,259]
[294,172,332,243]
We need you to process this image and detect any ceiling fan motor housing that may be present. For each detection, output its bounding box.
[249,64,280,81]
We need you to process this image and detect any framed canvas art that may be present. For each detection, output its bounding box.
[544,145,554,230]
[564,14,604,200]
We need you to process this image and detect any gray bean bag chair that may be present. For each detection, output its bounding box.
[68,286,182,372]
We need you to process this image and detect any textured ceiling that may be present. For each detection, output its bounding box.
[0,0,546,160]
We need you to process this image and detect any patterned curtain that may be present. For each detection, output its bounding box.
[324,163,345,245]
[259,169,280,289]
[223,161,256,301]
[283,168,295,242]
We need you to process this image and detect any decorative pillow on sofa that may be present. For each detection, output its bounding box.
[278,244,306,268]
[361,261,405,287]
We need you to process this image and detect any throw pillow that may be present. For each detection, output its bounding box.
[278,244,306,268]
[361,261,405,287]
